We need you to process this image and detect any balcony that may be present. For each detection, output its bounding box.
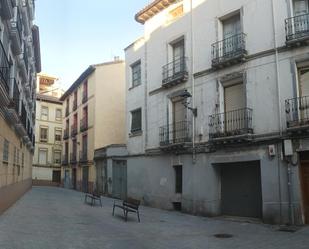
[21,0,31,35]
[62,155,69,166]
[79,150,88,163]
[63,128,69,140]
[162,56,188,88]
[211,33,247,69]
[10,7,23,55]
[285,96,309,133]
[73,99,77,111]
[285,13,309,46]
[0,40,10,107]
[0,0,14,20]
[70,153,77,164]
[159,121,192,149]
[71,124,77,137]
[6,80,20,124]
[209,108,253,143]
[80,117,88,132]
[82,91,88,104]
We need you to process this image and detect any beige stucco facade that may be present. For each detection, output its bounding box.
[60,60,125,193]
[32,74,63,186]
[0,0,41,213]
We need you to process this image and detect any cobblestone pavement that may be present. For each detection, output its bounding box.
[0,187,308,249]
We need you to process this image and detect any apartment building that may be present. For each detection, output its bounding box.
[118,0,309,225]
[60,59,125,193]
[0,0,41,213]
[32,73,63,186]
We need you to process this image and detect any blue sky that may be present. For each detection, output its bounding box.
[35,0,150,89]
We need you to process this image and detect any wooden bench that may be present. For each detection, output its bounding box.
[112,198,141,222]
[84,192,102,207]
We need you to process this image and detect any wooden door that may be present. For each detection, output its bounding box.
[112,160,127,200]
[299,68,309,123]
[301,162,309,224]
[224,83,245,133]
[173,100,186,143]
[172,40,184,74]
[293,0,309,34]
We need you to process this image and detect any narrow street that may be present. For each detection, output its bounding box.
[0,187,308,249]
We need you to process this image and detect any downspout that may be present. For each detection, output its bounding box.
[144,40,148,150]
[271,0,287,224]
[190,0,196,163]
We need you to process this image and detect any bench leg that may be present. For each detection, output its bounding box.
[100,198,102,207]
[125,210,128,222]
[137,211,140,223]
[112,204,115,216]
[84,195,87,203]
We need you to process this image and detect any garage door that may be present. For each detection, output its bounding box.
[221,161,262,218]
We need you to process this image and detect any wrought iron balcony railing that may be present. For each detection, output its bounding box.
[82,91,87,104]
[62,155,69,165]
[285,95,309,128]
[70,152,77,164]
[285,13,309,43]
[71,124,77,137]
[162,56,188,87]
[63,128,69,140]
[79,150,88,163]
[80,117,88,132]
[0,38,10,93]
[209,108,253,139]
[211,33,247,68]
[159,121,192,146]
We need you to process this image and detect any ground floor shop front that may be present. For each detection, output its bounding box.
[94,142,308,225]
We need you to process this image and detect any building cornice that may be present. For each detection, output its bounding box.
[135,0,177,24]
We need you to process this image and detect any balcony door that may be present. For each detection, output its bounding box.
[223,15,241,57]
[293,0,309,34]
[82,134,87,159]
[173,99,187,143]
[172,40,184,75]
[224,83,245,134]
[298,68,309,123]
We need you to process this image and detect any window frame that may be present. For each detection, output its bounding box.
[55,108,62,121]
[40,126,48,142]
[3,139,9,163]
[41,106,49,120]
[53,150,61,164]
[131,60,141,88]
[54,128,62,143]
[130,108,142,133]
[38,148,48,165]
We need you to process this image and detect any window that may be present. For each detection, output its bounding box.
[39,149,47,165]
[40,127,48,142]
[131,61,141,87]
[3,139,9,162]
[22,153,24,167]
[131,108,142,133]
[55,129,62,142]
[54,151,61,164]
[55,109,62,121]
[41,106,48,120]
[174,165,183,194]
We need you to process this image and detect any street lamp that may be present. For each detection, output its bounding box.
[179,90,197,117]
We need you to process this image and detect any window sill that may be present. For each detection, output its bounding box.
[128,84,141,91]
[129,130,143,137]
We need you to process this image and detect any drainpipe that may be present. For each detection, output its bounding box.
[190,0,196,163]
[271,0,291,224]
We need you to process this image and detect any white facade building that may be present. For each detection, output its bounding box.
[118,0,309,225]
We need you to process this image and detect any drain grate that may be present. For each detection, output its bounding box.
[214,233,234,239]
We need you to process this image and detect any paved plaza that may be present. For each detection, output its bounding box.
[0,187,308,249]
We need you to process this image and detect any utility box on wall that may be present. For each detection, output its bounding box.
[283,139,293,157]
